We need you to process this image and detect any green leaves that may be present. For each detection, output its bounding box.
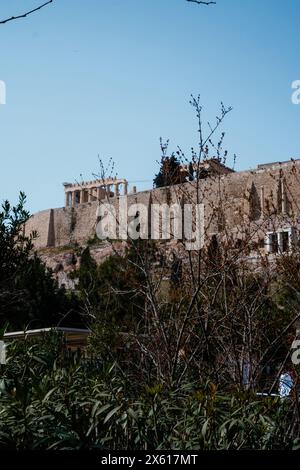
[103,405,122,424]
[0,323,9,339]
[0,193,80,330]
[0,331,296,450]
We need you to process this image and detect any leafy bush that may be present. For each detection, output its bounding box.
[0,332,297,450]
[0,193,79,329]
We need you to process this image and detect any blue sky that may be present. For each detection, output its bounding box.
[0,0,300,213]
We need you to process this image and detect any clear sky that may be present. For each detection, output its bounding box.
[0,0,300,213]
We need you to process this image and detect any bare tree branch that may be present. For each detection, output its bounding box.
[186,0,216,5]
[0,0,214,26]
[0,1,53,25]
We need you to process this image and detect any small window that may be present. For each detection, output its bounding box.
[266,228,296,254]
[281,231,289,253]
[269,233,278,253]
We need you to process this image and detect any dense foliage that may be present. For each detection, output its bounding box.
[1,194,300,449]
[0,332,299,450]
[0,193,79,329]
[153,155,186,188]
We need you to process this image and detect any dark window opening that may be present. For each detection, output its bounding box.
[282,231,289,253]
[269,233,278,253]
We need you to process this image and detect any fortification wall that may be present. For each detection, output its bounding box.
[26,160,300,251]
[51,203,102,247]
[52,207,73,247]
[71,202,100,244]
[25,209,54,249]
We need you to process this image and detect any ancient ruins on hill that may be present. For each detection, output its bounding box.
[25,158,300,258]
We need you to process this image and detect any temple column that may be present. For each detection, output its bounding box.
[65,192,69,207]
[114,184,119,197]
[88,188,92,202]
[72,191,76,207]
[79,190,84,204]
[124,182,128,195]
[97,186,102,201]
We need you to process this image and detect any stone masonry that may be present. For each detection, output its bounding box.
[25,159,300,256]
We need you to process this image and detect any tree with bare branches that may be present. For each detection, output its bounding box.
[76,95,300,408]
[186,0,216,5]
[0,1,53,25]
[0,0,216,26]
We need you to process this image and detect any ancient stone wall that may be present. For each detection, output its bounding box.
[25,209,54,249]
[25,160,300,251]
